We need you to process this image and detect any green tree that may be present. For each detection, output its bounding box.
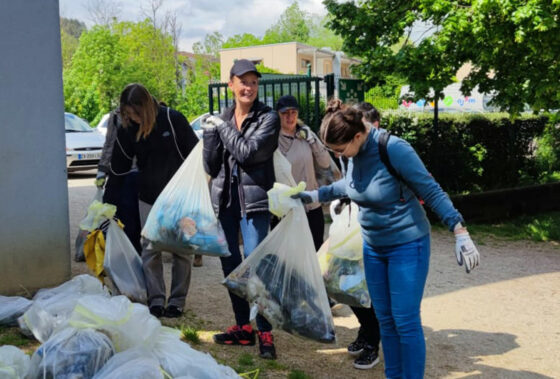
[175,55,220,120]
[222,33,264,49]
[325,0,560,115]
[64,20,177,123]
[263,1,311,44]
[307,15,343,50]
[60,17,87,39]
[192,31,224,57]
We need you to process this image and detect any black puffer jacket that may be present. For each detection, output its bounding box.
[203,101,280,216]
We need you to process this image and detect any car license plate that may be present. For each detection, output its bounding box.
[77,152,101,160]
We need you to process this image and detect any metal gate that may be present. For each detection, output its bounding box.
[208,75,323,130]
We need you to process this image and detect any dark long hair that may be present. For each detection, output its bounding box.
[119,83,158,141]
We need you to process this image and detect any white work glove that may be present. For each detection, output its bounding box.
[290,190,319,204]
[95,171,107,188]
[455,231,480,273]
[201,114,224,131]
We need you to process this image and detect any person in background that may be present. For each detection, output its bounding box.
[293,99,480,378]
[273,94,331,250]
[96,109,142,254]
[201,60,280,359]
[110,83,198,318]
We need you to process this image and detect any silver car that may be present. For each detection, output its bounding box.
[65,112,105,172]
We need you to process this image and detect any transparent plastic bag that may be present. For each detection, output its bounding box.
[79,195,116,233]
[224,204,335,343]
[152,327,240,378]
[328,202,362,260]
[18,275,110,342]
[273,149,297,186]
[92,348,163,379]
[104,219,147,303]
[142,141,229,257]
[75,189,104,262]
[68,295,161,352]
[267,182,305,218]
[318,240,371,308]
[27,327,114,379]
[0,345,30,379]
[0,296,32,326]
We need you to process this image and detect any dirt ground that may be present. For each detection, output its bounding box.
[68,177,560,378]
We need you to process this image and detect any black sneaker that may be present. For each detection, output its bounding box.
[213,324,256,346]
[353,345,379,370]
[149,305,165,318]
[164,305,183,318]
[347,335,368,356]
[258,331,277,359]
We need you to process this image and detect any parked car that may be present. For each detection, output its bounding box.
[65,112,105,172]
[95,113,111,136]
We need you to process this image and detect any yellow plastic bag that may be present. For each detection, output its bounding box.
[84,230,106,279]
[267,182,306,218]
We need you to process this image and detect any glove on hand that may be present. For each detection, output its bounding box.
[95,171,106,188]
[332,198,351,215]
[297,127,316,144]
[290,190,319,205]
[201,114,225,131]
[455,232,480,273]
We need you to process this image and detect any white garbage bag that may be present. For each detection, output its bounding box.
[0,296,32,326]
[142,141,230,257]
[18,275,109,342]
[92,348,163,379]
[152,327,240,378]
[27,327,114,379]
[0,345,30,379]
[68,295,161,352]
[104,219,147,303]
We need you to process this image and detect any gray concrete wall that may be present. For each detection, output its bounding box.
[0,0,70,294]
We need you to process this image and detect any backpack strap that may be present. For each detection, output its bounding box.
[378,132,405,201]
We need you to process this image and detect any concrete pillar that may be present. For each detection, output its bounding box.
[0,0,70,294]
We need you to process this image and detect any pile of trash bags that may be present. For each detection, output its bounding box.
[318,201,371,308]
[0,275,240,379]
[142,142,230,257]
[224,183,336,343]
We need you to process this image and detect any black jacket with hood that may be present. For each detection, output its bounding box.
[203,101,280,217]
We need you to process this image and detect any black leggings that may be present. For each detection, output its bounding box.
[350,305,381,348]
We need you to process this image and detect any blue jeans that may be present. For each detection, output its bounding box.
[218,183,272,332]
[363,234,431,379]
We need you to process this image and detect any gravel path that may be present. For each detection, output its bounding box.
[68,178,560,378]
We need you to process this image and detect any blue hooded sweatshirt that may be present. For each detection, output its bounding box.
[318,127,464,247]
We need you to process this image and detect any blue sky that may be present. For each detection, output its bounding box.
[59,0,327,52]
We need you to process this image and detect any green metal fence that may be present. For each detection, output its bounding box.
[208,76,323,130]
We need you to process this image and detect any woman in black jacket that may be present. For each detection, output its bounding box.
[202,60,280,359]
[110,83,198,318]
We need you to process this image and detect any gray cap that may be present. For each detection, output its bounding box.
[230,59,262,78]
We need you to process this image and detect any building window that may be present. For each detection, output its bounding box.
[301,59,311,69]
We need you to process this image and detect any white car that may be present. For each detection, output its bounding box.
[65,112,105,172]
[95,113,111,136]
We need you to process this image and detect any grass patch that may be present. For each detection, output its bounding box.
[288,369,311,379]
[180,325,200,344]
[468,212,560,243]
[0,326,39,352]
[432,212,560,244]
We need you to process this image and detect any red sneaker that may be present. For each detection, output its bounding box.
[213,324,255,346]
[257,331,277,359]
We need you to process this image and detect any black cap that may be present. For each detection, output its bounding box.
[276,95,299,112]
[230,59,261,78]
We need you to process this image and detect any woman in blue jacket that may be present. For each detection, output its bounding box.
[293,99,480,378]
